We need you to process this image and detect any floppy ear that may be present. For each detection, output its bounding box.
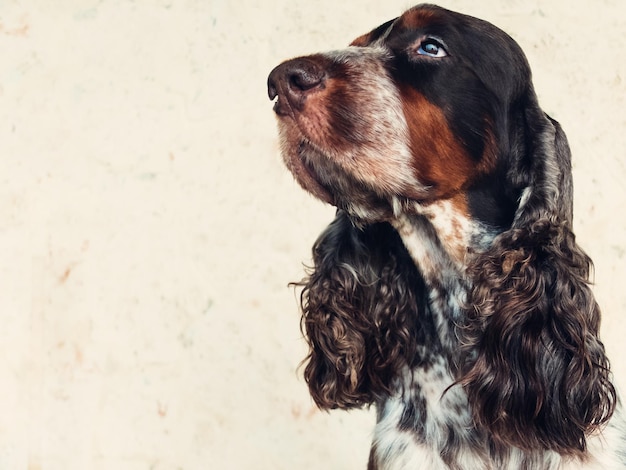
[462,91,617,455]
[297,210,423,409]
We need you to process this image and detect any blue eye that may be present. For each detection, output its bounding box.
[417,39,447,57]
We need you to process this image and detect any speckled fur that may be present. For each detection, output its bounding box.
[268,3,626,468]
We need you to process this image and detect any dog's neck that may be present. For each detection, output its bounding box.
[390,201,498,354]
[391,199,497,284]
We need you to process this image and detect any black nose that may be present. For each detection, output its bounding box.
[267,58,326,115]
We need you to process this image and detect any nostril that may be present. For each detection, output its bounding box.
[267,66,283,101]
[288,67,324,92]
[267,80,278,101]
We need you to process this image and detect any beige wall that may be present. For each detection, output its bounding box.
[1,1,625,468]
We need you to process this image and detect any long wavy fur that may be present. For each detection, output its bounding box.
[461,99,617,455]
[297,211,424,409]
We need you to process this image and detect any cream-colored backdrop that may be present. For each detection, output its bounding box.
[1,1,624,469]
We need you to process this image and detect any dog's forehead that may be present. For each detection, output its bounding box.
[350,4,508,51]
[396,5,448,30]
[351,5,455,47]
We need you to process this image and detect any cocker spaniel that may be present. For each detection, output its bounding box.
[267,4,626,469]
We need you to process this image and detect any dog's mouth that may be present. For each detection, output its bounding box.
[281,127,407,223]
[271,91,376,209]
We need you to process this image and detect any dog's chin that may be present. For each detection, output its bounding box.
[281,141,336,206]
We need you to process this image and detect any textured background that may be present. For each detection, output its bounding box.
[1,1,625,469]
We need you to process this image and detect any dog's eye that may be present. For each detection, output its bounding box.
[417,39,447,58]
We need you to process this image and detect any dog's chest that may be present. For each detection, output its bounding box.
[371,359,487,470]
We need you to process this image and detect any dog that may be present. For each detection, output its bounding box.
[267,4,626,468]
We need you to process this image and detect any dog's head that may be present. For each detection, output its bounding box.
[268,3,532,226]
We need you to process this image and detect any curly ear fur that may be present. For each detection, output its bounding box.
[297,210,423,409]
[461,98,617,454]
